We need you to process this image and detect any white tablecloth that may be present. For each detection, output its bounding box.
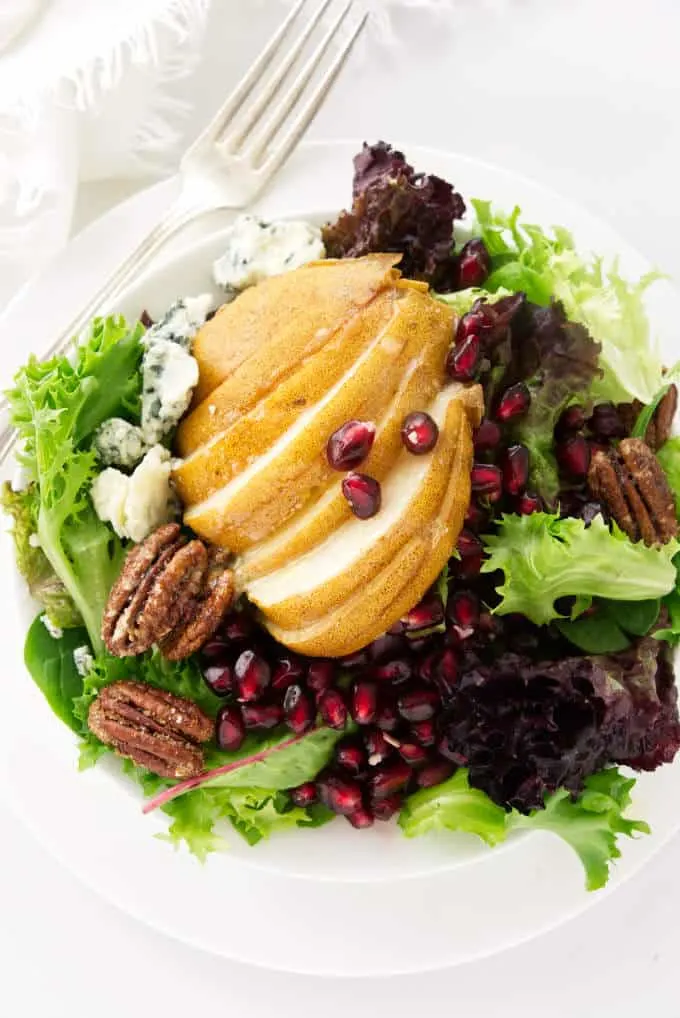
[3,1,680,1015]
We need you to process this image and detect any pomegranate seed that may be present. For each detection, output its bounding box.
[369,760,411,799]
[448,590,479,629]
[318,689,348,730]
[556,404,586,435]
[335,738,367,776]
[456,527,483,558]
[290,782,317,808]
[306,659,335,696]
[589,402,625,440]
[411,719,436,747]
[367,632,407,662]
[417,652,437,683]
[338,649,369,670]
[327,419,376,470]
[271,656,305,691]
[398,687,440,722]
[398,742,429,766]
[317,773,363,816]
[516,491,543,515]
[201,638,229,661]
[222,612,254,642]
[495,382,531,422]
[401,591,444,633]
[433,648,458,698]
[446,334,481,382]
[375,700,400,732]
[473,417,501,451]
[470,462,503,500]
[416,760,456,788]
[234,650,271,702]
[351,681,378,725]
[401,411,439,454]
[456,552,483,577]
[215,704,245,751]
[557,435,591,479]
[502,443,530,496]
[365,728,392,765]
[457,238,491,288]
[464,501,487,529]
[372,794,402,821]
[373,659,412,684]
[202,664,233,696]
[341,472,381,519]
[456,306,491,342]
[283,684,315,735]
[241,702,282,729]
[346,807,375,829]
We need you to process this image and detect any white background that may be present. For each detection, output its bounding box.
[3,0,680,1014]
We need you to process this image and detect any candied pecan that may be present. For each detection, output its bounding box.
[160,569,235,661]
[588,438,677,545]
[87,680,213,778]
[616,384,678,451]
[102,524,235,659]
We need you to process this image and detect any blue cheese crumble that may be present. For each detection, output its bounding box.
[73,645,94,677]
[90,445,175,543]
[145,294,213,351]
[40,614,63,639]
[141,339,200,446]
[94,417,147,469]
[212,215,325,292]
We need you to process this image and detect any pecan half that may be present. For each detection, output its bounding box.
[88,680,213,778]
[588,437,678,545]
[102,524,235,659]
[617,384,678,451]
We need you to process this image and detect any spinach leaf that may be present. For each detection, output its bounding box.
[24,614,89,731]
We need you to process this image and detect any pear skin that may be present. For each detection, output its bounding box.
[188,253,401,410]
[184,286,455,551]
[261,387,481,656]
[246,384,472,628]
[174,288,397,505]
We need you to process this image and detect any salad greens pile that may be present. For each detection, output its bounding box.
[5,140,680,894]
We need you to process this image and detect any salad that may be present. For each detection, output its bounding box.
[5,141,680,892]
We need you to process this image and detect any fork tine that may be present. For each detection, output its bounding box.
[184,0,308,161]
[224,0,335,156]
[257,11,367,179]
[247,0,357,167]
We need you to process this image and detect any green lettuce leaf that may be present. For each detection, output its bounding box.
[1,482,81,628]
[471,199,664,404]
[399,767,649,891]
[482,512,678,625]
[556,598,661,653]
[7,316,145,653]
[657,437,680,515]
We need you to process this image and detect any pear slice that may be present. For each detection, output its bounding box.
[187,253,401,412]
[173,287,397,506]
[246,383,477,630]
[259,386,481,657]
[184,286,455,551]
[235,342,446,584]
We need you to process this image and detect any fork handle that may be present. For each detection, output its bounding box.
[0,199,202,467]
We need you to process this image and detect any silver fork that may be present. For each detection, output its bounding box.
[0,0,366,464]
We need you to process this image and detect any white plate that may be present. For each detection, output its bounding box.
[1,140,679,976]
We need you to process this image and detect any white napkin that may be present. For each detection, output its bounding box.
[0,0,209,309]
[0,0,49,53]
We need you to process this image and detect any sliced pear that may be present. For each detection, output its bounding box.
[247,384,477,629]
[185,287,455,551]
[260,388,479,656]
[187,253,401,410]
[173,288,397,506]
